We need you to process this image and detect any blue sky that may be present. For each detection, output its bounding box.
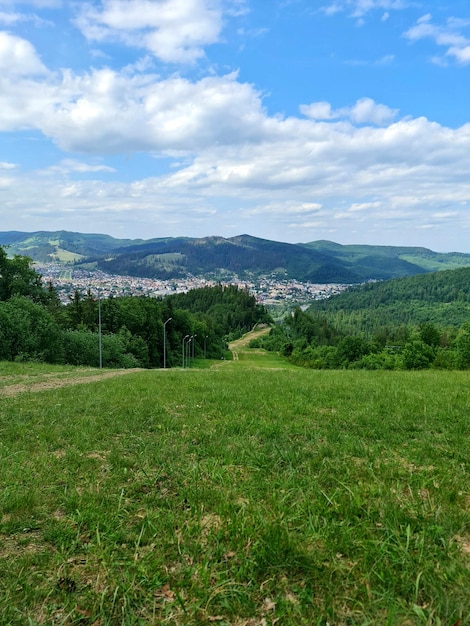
[0,0,469,251]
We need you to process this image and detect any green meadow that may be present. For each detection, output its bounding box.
[0,339,469,625]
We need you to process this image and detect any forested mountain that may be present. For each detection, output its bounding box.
[304,241,470,274]
[253,266,470,371]
[98,235,360,283]
[2,231,470,283]
[308,266,470,335]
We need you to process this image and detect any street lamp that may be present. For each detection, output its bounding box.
[192,334,197,360]
[186,335,193,368]
[98,290,102,369]
[163,317,172,369]
[204,335,208,359]
[182,334,189,368]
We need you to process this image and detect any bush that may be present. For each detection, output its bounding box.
[401,339,436,370]
[351,351,399,370]
[0,296,63,363]
[62,330,139,368]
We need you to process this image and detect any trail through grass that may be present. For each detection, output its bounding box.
[214,326,295,370]
[0,363,138,397]
[0,338,469,625]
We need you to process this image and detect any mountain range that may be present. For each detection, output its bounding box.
[1,230,470,283]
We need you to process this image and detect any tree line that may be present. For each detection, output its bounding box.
[252,307,470,370]
[308,266,470,333]
[0,247,270,368]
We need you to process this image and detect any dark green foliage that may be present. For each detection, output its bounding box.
[96,235,450,283]
[309,266,470,334]
[0,246,49,303]
[454,324,470,369]
[278,266,470,371]
[0,296,64,363]
[336,335,372,367]
[62,330,139,368]
[0,248,268,369]
[168,284,272,339]
[419,321,441,347]
[401,338,436,370]
[0,252,267,369]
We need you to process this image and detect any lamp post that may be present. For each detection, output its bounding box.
[98,290,102,369]
[192,334,197,360]
[204,335,208,359]
[163,317,172,369]
[182,334,189,368]
[187,335,193,368]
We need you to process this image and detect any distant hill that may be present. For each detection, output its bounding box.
[308,266,470,333]
[1,231,470,283]
[303,240,470,275]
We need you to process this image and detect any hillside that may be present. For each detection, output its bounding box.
[303,240,470,274]
[308,265,470,333]
[1,230,470,283]
[1,364,470,623]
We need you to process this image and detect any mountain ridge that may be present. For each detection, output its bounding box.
[1,230,470,283]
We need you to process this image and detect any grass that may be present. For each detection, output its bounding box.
[0,345,469,624]
[0,362,129,396]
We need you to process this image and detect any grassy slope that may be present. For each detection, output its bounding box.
[0,344,469,625]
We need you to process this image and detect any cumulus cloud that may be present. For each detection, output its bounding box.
[74,0,227,64]
[0,30,47,74]
[300,97,398,126]
[1,32,470,246]
[0,36,267,151]
[349,98,398,125]
[404,14,470,65]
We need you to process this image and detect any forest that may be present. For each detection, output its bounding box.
[252,267,470,370]
[0,246,270,368]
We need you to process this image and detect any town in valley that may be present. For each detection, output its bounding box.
[37,263,350,310]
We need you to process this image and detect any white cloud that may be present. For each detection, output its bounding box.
[75,0,227,64]
[0,161,17,169]
[0,11,22,24]
[349,98,398,125]
[0,33,470,247]
[404,14,470,65]
[448,44,470,64]
[299,101,333,120]
[0,30,47,74]
[44,159,116,175]
[301,97,398,126]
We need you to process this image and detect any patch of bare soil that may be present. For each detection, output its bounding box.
[228,325,271,351]
[211,326,272,370]
[1,369,142,398]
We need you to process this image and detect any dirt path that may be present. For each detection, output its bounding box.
[1,326,275,396]
[1,368,142,398]
[228,325,272,352]
[210,325,273,369]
